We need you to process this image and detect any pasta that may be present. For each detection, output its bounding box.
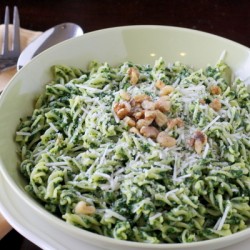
[15,57,250,243]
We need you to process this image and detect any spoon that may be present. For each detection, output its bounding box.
[17,23,83,70]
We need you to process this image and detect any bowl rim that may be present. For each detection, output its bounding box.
[0,24,250,249]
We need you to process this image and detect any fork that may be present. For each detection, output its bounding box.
[0,6,21,72]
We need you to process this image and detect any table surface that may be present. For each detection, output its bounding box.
[0,0,250,249]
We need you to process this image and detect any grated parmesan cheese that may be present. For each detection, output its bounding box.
[105,209,126,221]
[215,204,231,231]
[202,115,221,132]
[16,131,32,136]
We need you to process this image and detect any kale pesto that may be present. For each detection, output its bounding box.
[16,58,250,243]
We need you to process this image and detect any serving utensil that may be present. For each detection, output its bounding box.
[17,23,83,70]
[0,6,20,72]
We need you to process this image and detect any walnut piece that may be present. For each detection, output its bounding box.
[123,116,136,127]
[140,126,159,139]
[129,127,140,134]
[155,79,165,89]
[120,90,131,101]
[141,100,156,110]
[155,110,168,127]
[209,99,221,111]
[127,67,140,85]
[75,201,96,215]
[167,118,184,129]
[159,85,175,96]
[156,131,176,147]
[210,85,222,95]
[133,94,151,103]
[114,101,131,119]
[136,118,154,130]
[191,131,208,154]
[144,110,156,120]
[155,96,171,112]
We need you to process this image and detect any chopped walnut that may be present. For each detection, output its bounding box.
[155,79,165,89]
[144,110,157,120]
[189,138,195,147]
[209,99,221,111]
[141,100,156,110]
[129,98,136,107]
[159,85,175,96]
[75,201,95,215]
[167,118,184,129]
[130,100,143,114]
[127,67,140,85]
[133,94,151,103]
[140,126,159,139]
[155,96,171,112]
[155,110,168,127]
[199,99,206,105]
[113,79,182,145]
[120,90,131,101]
[114,101,131,119]
[129,127,140,134]
[191,131,208,154]
[194,140,204,155]
[156,131,176,147]
[123,116,136,127]
[133,110,145,120]
[136,118,154,130]
[193,130,207,142]
[210,85,222,95]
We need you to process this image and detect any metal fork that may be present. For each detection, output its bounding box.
[0,6,21,72]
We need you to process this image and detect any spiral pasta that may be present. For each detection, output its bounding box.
[16,57,250,243]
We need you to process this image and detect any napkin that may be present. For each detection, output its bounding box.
[0,25,42,239]
[0,24,42,91]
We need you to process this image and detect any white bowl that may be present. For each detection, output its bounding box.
[0,25,249,250]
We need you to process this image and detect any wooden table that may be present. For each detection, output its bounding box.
[0,0,249,249]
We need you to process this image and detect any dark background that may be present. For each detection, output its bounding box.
[0,0,249,249]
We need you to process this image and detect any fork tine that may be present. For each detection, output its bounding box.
[12,6,20,54]
[2,6,10,55]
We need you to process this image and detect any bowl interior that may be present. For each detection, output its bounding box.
[0,25,250,250]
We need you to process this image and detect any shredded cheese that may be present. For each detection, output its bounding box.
[202,115,221,133]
